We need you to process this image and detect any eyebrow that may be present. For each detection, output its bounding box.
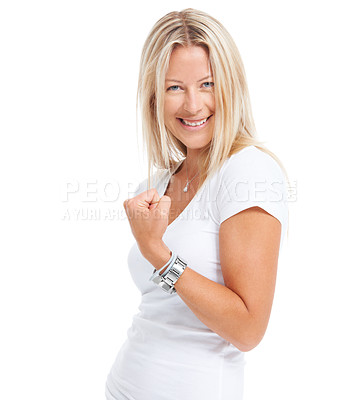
[165,75,213,83]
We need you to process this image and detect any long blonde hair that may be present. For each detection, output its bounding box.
[136,8,290,235]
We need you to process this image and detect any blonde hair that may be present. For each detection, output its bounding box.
[136,8,290,236]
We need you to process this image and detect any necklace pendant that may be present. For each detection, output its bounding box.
[183,184,189,193]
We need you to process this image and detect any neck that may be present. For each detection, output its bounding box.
[184,149,200,178]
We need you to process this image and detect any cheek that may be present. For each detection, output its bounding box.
[164,104,180,128]
[163,108,171,125]
[164,99,175,118]
[208,94,216,111]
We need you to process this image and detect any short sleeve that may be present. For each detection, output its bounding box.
[216,147,288,230]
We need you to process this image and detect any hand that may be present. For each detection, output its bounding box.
[123,188,171,256]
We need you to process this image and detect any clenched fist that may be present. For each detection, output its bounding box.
[123,188,171,256]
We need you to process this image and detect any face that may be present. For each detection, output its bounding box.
[164,46,215,152]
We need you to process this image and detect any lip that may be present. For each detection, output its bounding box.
[178,116,211,123]
[177,115,213,131]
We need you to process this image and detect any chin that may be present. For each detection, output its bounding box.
[180,137,213,150]
[166,117,214,148]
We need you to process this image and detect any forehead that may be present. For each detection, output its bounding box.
[165,46,212,81]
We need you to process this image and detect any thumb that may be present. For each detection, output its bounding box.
[156,195,171,217]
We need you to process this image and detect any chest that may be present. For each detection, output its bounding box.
[163,176,199,226]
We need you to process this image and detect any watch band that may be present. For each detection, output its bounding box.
[149,251,175,284]
[151,254,187,294]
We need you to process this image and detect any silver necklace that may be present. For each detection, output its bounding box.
[183,160,199,193]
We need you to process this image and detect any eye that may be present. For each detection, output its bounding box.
[203,82,214,88]
[167,85,181,91]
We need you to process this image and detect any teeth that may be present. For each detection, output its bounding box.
[181,117,209,126]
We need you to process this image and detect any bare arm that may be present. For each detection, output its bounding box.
[141,206,282,352]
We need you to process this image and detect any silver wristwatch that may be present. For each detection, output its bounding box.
[152,255,187,294]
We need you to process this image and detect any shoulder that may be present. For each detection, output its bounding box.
[213,145,288,231]
[221,145,285,182]
[218,145,288,203]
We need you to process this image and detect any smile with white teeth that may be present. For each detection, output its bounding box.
[180,116,210,126]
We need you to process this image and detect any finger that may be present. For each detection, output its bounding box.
[138,188,161,209]
[148,200,159,211]
[153,195,171,217]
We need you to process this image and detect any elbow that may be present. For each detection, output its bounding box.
[233,316,267,352]
[233,338,261,353]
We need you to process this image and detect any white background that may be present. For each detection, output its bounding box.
[1,0,358,399]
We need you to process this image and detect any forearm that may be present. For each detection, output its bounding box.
[140,240,255,352]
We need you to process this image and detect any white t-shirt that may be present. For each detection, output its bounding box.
[106,145,289,400]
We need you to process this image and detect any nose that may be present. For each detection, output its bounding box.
[183,88,203,115]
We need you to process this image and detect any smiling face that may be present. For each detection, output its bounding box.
[164,45,215,152]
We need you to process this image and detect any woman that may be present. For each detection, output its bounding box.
[106,8,289,400]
